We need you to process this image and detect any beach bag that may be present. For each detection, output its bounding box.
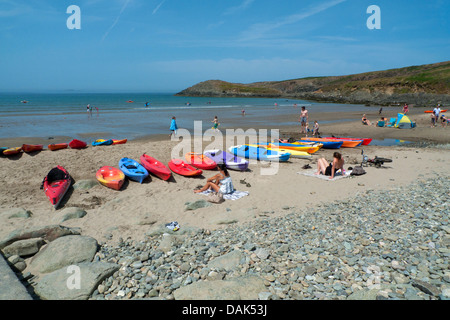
[350,166,366,176]
[207,192,224,204]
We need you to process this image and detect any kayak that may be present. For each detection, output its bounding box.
[262,142,321,154]
[323,137,372,146]
[96,166,125,190]
[41,166,71,209]
[48,143,69,151]
[300,137,362,148]
[69,139,87,149]
[22,144,44,153]
[425,109,447,113]
[248,144,312,159]
[168,159,203,177]
[229,145,291,162]
[3,147,22,156]
[140,154,172,181]
[204,149,249,171]
[185,152,217,170]
[112,139,127,145]
[92,139,113,146]
[119,157,149,184]
[297,139,343,149]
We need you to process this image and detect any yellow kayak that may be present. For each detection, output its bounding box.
[247,144,312,159]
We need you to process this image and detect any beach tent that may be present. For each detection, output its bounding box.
[394,113,416,129]
[386,118,397,127]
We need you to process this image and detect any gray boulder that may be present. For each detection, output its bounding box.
[53,207,87,223]
[0,208,32,219]
[208,250,245,271]
[2,238,46,257]
[29,235,98,274]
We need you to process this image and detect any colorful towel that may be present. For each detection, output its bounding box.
[198,189,249,200]
[297,169,352,181]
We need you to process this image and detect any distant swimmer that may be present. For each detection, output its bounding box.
[145,102,149,108]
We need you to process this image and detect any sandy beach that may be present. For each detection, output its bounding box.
[1,106,449,246]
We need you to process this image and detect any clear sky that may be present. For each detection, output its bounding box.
[1,0,449,93]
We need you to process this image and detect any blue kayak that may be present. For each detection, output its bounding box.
[119,157,149,183]
[298,139,343,149]
[229,145,291,162]
[92,139,113,146]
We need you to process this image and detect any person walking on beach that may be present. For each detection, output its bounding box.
[315,152,345,180]
[299,106,308,134]
[170,116,178,138]
[313,120,320,137]
[433,105,441,126]
[212,116,219,131]
[403,104,409,114]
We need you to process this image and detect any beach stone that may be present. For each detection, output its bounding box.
[347,289,380,300]
[0,208,32,220]
[412,279,441,297]
[1,238,46,257]
[54,207,87,223]
[29,235,98,274]
[173,275,266,300]
[0,225,81,250]
[208,250,245,271]
[72,179,98,190]
[34,262,119,300]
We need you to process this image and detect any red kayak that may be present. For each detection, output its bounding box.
[185,152,217,170]
[324,137,372,146]
[168,159,203,177]
[41,166,72,209]
[22,144,44,153]
[140,154,172,181]
[69,139,87,149]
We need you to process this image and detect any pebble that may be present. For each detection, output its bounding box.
[87,174,449,300]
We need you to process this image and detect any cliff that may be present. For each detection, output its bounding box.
[176,61,450,106]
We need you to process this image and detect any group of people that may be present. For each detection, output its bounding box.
[86,104,99,116]
[431,105,447,127]
[299,106,320,137]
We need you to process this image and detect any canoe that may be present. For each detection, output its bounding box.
[297,139,342,149]
[248,144,312,159]
[42,166,71,209]
[140,154,172,181]
[92,139,113,146]
[229,145,291,162]
[3,147,22,156]
[69,139,87,149]
[22,144,44,153]
[96,166,125,190]
[204,149,249,171]
[168,159,203,177]
[300,137,362,148]
[48,143,69,151]
[119,157,149,183]
[323,137,372,146]
[425,109,447,113]
[112,139,127,145]
[262,142,321,154]
[185,152,217,170]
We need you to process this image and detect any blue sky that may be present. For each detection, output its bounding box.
[0,0,449,93]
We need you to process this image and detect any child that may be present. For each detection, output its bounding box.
[305,122,310,137]
[170,116,178,138]
[212,116,219,131]
[313,121,320,137]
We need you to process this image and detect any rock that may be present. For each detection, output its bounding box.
[254,248,270,260]
[2,238,46,257]
[34,262,119,300]
[72,179,99,190]
[157,234,181,253]
[208,250,245,271]
[347,289,380,300]
[0,225,81,250]
[184,200,212,211]
[54,207,87,223]
[173,275,266,300]
[412,279,441,297]
[29,235,98,274]
[0,208,32,219]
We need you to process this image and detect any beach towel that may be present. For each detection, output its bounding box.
[198,189,249,200]
[297,169,352,181]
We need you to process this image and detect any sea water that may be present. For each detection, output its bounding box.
[0,93,370,142]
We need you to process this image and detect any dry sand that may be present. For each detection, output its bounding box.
[1,107,449,246]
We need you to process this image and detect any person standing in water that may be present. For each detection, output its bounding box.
[299,106,308,134]
[212,116,219,131]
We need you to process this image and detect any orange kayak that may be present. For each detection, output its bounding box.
[48,143,69,151]
[96,166,125,190]
[300,137,362,148]
[112,139,127,145]
[168,159,203,177]
[425,109,447,113]
[22,144,44,153]
[185,152,217,170]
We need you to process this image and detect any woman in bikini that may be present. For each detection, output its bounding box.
[315,152,345,179]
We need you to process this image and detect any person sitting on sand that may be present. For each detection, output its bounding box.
[194,164,234,194]
[315,152,345,180]
[441,114,448,127]
[362,114,372,126]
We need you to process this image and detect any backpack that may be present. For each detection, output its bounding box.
[350,166,366,176]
